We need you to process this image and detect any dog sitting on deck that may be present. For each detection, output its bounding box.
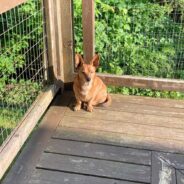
[73,53,111,112]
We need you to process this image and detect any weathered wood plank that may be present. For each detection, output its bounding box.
[0,0,27,14]
[46,139,151,165]
[98,102,184,118]
[37,152,151,183]
[70,97,184,119]
[151,152,176,184]
[29,169,140,184]
[69,90,184,109]
[54,127,184,153]
[2,93,72,184]
[65,106,184,129]
[98,73,184,92]
[111,94,184,109]
[60,115,184,141]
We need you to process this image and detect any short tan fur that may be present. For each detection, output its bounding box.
[73,54,111,112]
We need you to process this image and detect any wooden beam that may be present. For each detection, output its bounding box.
[82,0,95,63]
[0,85,59,179]
[73,72,184,91]
[0,0,27,14]
[59,0,74,83]
[98,73,184,92]
[43,0,59,85]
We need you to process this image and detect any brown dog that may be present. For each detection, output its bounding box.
[73,53,111,112]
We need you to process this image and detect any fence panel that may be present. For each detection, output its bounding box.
[0,0,48,148]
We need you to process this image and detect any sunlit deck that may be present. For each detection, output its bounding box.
[2,91,184,184]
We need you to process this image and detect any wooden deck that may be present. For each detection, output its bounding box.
[2,91,184,184]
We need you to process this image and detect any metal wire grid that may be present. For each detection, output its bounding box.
[0,0,48,147]
[73,0,184,79]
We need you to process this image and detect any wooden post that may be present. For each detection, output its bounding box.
[82,0,95,63]
[43,0,74,87]
[43,0,58,85]
[59,0,74,83]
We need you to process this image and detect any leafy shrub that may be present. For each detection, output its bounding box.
[108,86,184,99]
[0,0,43,108]
[74,0,184,98]
[74,0,184,76]
[0,80,41,106]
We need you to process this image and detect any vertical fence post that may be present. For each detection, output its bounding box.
[59,0,74,84]
[43,0,74,88]
[43,0,59,85]
[82,0,95,63]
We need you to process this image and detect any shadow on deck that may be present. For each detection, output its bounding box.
[2,91,184,184]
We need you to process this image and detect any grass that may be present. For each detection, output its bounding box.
[0,108,24,146]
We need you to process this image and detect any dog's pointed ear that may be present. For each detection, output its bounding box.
[90,54,100,68]
[75,54,84,69]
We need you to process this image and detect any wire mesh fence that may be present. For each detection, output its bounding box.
[73,0,184,79]
[0,0,48,148]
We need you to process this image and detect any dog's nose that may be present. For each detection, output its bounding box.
[86,77,91,82]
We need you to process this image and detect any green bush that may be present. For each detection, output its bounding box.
[0,0,43,107]
[74,0,184,98]
[108,86,184,99]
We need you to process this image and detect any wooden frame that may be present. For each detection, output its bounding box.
[0,0,27,14]
[98,73,184,92]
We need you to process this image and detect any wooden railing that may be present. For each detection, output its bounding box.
[0,0,27,14]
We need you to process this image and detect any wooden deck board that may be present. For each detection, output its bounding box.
[37,152,151,183]
[29,169,140,184]
[54,127,184,153]
[111,94,184,109]
[46,139,151,165]
[60,115,184,141]
[2,91,184,184]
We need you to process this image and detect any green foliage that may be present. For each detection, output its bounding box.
[108,86,184,99]
[0,108,24,145]
[0,0,43,107]
[74,0,184,77]
[0,80,41,106]
[0,0,44,141]
[74,0,184,98]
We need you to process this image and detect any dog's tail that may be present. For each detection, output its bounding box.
[100,94,112,107]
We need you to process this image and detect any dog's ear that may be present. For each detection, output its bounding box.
[90,54,100,68]
[75,54,84,69]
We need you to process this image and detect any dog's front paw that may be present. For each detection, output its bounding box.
[87,105,93,112]
[74,105,81,111]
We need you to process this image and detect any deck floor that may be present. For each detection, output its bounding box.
[2,91,184,184]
